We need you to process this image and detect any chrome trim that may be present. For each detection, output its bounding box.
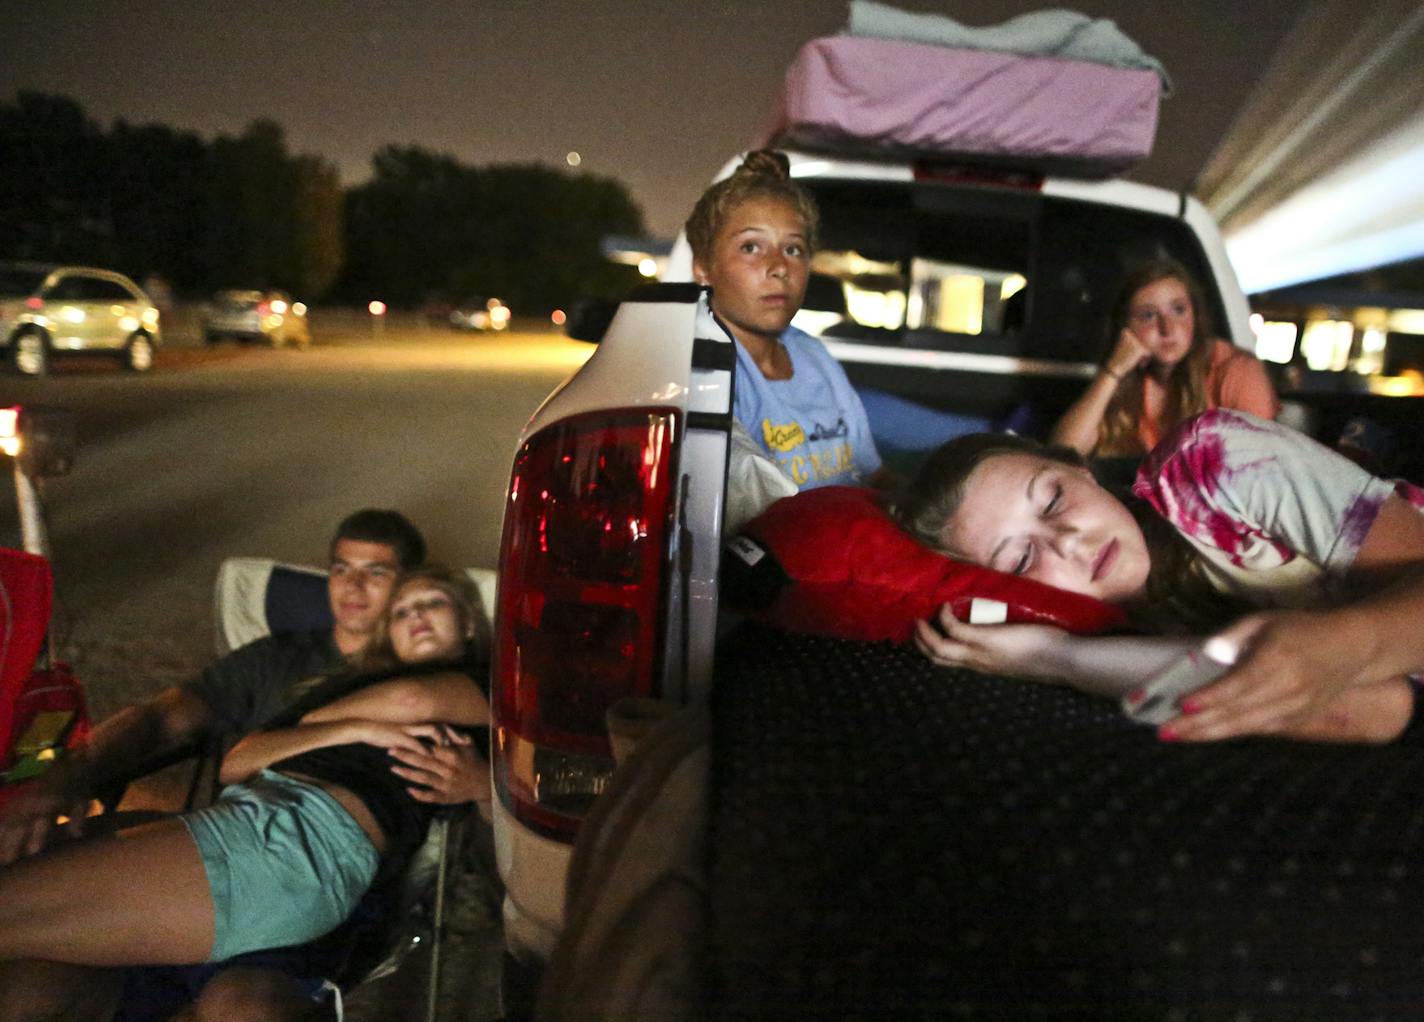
[821,340,1098,379]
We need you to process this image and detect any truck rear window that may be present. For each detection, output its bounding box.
[802,180,1226,368]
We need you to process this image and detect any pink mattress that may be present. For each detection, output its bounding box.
[761,36,1162,177]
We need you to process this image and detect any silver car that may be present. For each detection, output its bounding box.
[203,289,311,348]
[0,263,160,376]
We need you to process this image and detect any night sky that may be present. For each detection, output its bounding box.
[6,0,1310,238]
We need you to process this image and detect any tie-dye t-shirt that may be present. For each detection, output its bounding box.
[733,325,882,490]
[1132,410,1423,609]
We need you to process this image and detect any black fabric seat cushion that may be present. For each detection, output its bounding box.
[707,623,1424,1021]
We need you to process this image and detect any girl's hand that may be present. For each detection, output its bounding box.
[388,724,492,818]
[913,605,1066,681]
[1159,613,1410,743]
[1106,328,1150,378]
[347,720,444,756]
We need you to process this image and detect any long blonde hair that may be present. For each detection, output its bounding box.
[360,564,489,672]
[1096,258,1217,457]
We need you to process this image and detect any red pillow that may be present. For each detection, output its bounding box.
[723,485,1125,643]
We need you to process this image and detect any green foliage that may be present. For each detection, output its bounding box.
[205,120,344,297]
[0,93,344,299]
[1,94,647,307]
[338,145,645,309]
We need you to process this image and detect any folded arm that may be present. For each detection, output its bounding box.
[221,671,489,785]
[1050,330,1149,455]
[299,670,487,728]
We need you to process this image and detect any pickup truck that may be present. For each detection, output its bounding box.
[488,149,1424,1017]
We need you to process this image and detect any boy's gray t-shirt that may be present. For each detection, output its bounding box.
[183,629,344,734]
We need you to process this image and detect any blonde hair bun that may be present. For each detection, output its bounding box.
[734,149,792,182]
[684,149,819,265]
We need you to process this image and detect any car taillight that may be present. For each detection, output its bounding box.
[912,160,1044,191]
[493,408,679,840]
[257,302,270,316]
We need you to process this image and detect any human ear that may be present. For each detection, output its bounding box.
[692,257,711,286]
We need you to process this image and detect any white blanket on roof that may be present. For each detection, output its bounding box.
[846,1,1173,94]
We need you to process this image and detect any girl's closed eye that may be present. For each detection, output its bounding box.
[1043,483,1063,516]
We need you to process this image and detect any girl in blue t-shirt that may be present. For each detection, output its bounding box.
[685,149,890,492]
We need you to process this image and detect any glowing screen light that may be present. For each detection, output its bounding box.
[1226,110,1424,294]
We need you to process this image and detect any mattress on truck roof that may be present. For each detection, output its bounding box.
[762,34,1163,178]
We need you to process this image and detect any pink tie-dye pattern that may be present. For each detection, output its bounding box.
[1133,410,1295,567]
[1338,492,1385,557]
[1395,479,1424,509]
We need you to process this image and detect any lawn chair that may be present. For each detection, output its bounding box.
[96,556,494,1021]
[211,557,497,1021]
[0,546,91,813]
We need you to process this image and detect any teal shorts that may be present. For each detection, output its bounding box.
[182,769,379,962]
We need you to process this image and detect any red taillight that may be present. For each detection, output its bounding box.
[912,160,1044,191]
[257,302,271,316]
[493,408,679,840]
[24,297,42,310]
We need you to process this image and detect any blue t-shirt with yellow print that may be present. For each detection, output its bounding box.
[733,325,882,489]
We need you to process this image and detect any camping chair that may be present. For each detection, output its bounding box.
[101,556,495,1022]
[0,546,91,813]
[210,557,497,1020]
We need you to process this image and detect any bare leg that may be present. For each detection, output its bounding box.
[189,967,315,1022]
[0,818,214,966]
[0,959,122,1022]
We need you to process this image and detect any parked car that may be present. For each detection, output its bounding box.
[203,289,311,348]
[450,296,511,332]
[0,262,160,376]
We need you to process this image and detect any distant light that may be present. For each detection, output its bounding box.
[368,300,387,316]
[1248,313,1264,335]
[270,299,288,315]
[487,297,502,310]
[490,305,511,327]
[638,258,657,278]
[1,406,19,457]
[566,151,582,167]
[61,307,85,323]
[292,302,307,316]
[1255,321,1298,364]
[1300,320,1353,372]
[551,309,566,326]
